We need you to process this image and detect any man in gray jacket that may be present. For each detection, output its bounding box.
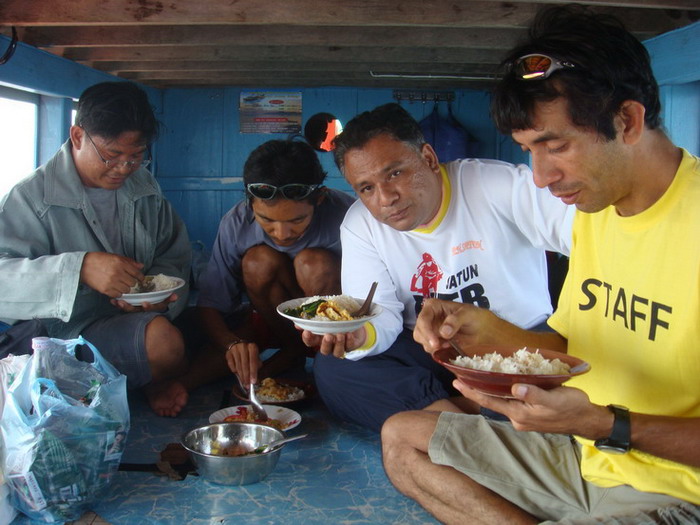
[0,81,192,417]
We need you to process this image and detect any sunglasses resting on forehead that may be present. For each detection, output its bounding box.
[511,53,576,80]
[246,183,321,201]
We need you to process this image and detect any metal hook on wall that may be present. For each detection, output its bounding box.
[0,27,18,66]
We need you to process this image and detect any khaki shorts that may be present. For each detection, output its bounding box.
[429,412,699,524]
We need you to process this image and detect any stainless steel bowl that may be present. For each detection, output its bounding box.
[181,422,285,485]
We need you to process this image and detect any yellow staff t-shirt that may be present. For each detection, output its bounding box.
[548,149,700,504]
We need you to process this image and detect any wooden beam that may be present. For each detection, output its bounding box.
[19,25,527,50]
[53,45,509,64]
[139,76,497,90]
[93,60,499,76]
[118,69,498,82]
[2,0,696,27]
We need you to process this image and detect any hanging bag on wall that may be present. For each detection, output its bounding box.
[419,102,479,162]
[0,336,129,523]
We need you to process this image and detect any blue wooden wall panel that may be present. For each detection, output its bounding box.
[661,82,700,156]
[158,88,226,178]
[155,85,502,250]
[647,22,700,85]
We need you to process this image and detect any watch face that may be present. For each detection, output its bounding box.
[594,441,628,454]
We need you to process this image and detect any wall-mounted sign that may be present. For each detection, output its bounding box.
[239,92,302,134]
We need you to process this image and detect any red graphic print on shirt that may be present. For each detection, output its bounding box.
[410,252,444,297]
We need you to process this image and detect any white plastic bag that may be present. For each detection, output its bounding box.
[1,336,129,523]
[0,353,30,525]
[0,353,30,414]
[0,443,17,525]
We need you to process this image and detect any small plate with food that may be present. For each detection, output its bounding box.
[209,404,301,431]
[277,295,382,335]
[253,378,314,408]
[120,274,185,306]
[433,344,590,398]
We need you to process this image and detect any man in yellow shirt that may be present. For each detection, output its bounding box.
[381,5,700,523]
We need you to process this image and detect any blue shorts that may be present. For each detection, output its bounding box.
[313,329,457,432]
[81,312,162,389]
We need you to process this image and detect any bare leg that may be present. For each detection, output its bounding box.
[424,396,480,414]
[293,247,342,296]
[243,246,338,378]
[142,316,190,417]
[381,411,538,525]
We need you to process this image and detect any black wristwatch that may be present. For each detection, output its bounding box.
[594,404,631,454]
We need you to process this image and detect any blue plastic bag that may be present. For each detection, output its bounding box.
[0,336,129,523]
[419,103,479,162]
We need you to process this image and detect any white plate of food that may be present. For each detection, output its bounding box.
[277,295,382,335]
[209,404,301,431]
[119,274,185,306]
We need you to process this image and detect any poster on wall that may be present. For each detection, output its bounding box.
[239,92,302,134]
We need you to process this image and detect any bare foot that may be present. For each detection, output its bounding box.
[145,381,189,417]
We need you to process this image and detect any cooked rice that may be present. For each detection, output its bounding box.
[255,378,305,403]
[129,273,179,293]
[451,348,570,375]
[150,274,179,291]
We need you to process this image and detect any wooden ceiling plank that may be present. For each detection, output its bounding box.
[143,79,497,90]
[117,67,499,80]
[56,45,509,64]
[2,0,696,27]
[19,25,528,49]
[93,60,499,75]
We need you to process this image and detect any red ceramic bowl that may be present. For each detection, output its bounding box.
[433,344,590,398]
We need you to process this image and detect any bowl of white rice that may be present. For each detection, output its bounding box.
[276,294,383,335]
[120,273,186,306]
[433,344,590,398]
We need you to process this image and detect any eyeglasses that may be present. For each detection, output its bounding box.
[246,183,321,200]
[83,130,151,170]
[512,54,576,81]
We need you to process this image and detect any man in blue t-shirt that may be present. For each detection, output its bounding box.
[188,140,355,391]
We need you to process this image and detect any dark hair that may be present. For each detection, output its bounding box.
[75,81,160,143]
[491,4,661,140]
[332,103,425,173]
[243,139,327,201]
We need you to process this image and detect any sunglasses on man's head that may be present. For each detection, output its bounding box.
[512,54,576,80]
[246,183,321,201]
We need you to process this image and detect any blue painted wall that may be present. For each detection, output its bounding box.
[156,86,495,248]
[1,21,699,253]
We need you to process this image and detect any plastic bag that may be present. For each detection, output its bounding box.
[0,354,30,525]
[0,336,130,523]
[0,353,31,418]
[419,103,479,162]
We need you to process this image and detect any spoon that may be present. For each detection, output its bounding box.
[232,374,269,421]
[247,380,269,421]
[353,281,378,317]
[253,433,308,454]
[448,339,468,357]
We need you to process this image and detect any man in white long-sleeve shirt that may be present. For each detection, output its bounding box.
[301,103,574,431]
